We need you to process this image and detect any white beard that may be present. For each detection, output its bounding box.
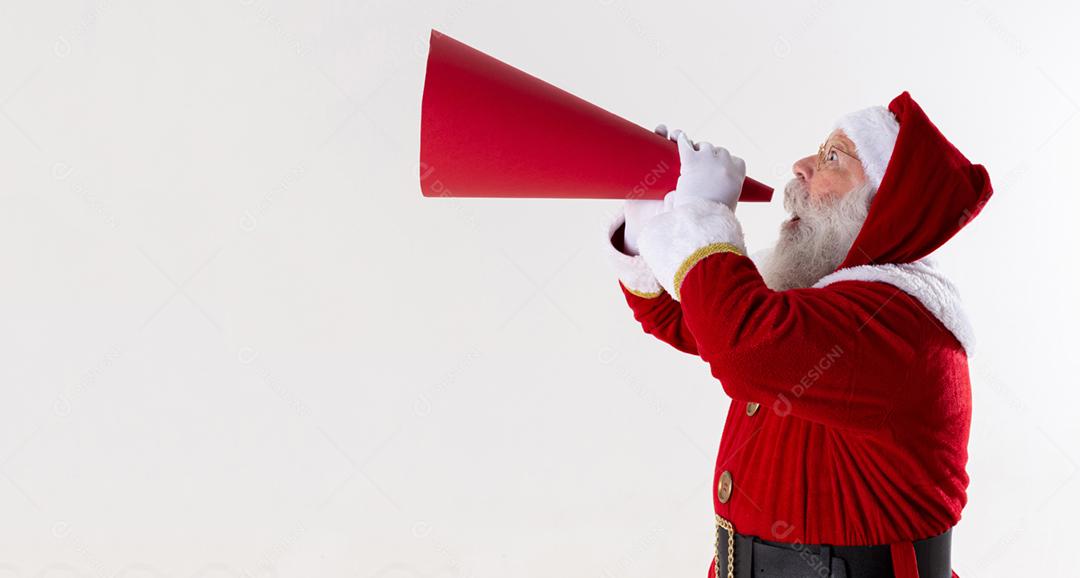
[759,178,876,291]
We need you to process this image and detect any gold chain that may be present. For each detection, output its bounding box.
[714,514,734,578]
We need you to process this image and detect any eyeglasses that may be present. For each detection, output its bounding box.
[816,140,859,170]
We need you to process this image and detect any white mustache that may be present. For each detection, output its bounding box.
[783,178,805,216]
[783,178,829,221]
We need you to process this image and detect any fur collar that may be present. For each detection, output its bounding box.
[751,250,974,355]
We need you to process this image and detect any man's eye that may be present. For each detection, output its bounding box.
[827,150,838,162]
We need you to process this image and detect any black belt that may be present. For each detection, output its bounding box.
[714,515,952,578]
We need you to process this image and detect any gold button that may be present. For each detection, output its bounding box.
[746,402,760,416]
[717,470,733,503]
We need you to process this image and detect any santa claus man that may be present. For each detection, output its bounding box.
[603,92,992,578]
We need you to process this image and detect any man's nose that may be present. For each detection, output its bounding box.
[793,155,815,181]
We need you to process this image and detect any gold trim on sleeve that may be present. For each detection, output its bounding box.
[624,285,664,299]
[673,242,745,301]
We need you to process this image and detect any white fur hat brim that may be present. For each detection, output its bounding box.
[833,105,900,189]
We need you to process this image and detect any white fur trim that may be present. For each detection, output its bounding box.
[603,209,663,298]
[637,197,746,301]
[813,258,975,355]
[834,105,899,189]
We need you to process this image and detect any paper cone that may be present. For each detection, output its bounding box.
[420,30,774,202]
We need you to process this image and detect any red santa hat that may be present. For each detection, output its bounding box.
[835,91,994,271]
[833,104,901,190]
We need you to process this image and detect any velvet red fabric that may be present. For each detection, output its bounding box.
[616,91,992,578]
[838,92,993,269]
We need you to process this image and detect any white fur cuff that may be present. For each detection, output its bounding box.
[603,209,663,298]
[637,198,746,301]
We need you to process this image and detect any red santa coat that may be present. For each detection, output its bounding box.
[603,92,992,578]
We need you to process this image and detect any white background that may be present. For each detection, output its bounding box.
[1,1,1077,577]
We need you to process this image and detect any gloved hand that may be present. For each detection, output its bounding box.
[662,128,746,212]
[620,123,674,256]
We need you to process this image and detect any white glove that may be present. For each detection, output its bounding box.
[663,128,746,212]
[620,124,674,256]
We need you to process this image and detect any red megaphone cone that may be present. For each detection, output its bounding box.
[420,30,773,202]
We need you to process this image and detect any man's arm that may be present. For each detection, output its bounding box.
[603,209,699,356]
[638,198,903,432]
